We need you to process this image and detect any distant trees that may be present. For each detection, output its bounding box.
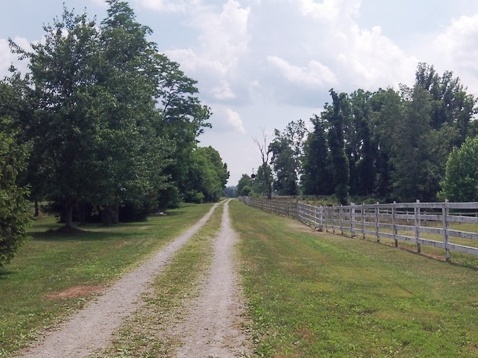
[185,146,229,203]
[1,0,226,229]
[242,63,477,203]
[268,120,306,196]
[236,174,253,197]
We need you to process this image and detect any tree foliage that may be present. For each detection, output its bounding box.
[0,117,31,267]
[3,0,218,229]
[268,120,306,196]
[254,63,477,204]
[439,137,478,202]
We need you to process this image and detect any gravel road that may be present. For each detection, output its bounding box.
[16,200,250,358]
[172,200,250,357]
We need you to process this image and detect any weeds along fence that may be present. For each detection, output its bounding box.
[240,197,478,262]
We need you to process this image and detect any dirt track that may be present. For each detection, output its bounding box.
[172,200,250,357]
[16,200,250,357]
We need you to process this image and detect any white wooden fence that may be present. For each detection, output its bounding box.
[241,197,478,261]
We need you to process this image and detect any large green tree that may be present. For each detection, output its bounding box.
[439,137,478,201]
[7,1,216,227]
[323,90,350,204]
[95,0,169,224]
[269,134,298,195]
[10,8,104,227]
[269,120,306,196]
[155,54,212,205]
[236,174,253,197]
[301,115,332,195]
[0,117,31,267]
[185,146,229,203]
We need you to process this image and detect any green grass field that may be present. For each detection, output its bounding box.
[2,200,478,357]
[0,203,213,357]
[231,200,478,357]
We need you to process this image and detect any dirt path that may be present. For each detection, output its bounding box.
[172,199,250,357]
[16,200,250,358]
[16,204,219,358]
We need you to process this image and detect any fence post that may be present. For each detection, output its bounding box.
[319,206,324,231]
[375,202,380,243]
[442,199,450,262]
[339,206,343,235]
[350,203,355,238]
[415,200,421,254]
[332,206,336,234]
[324,206,328,233]
[361,204,365,239]
[392,201,398,247]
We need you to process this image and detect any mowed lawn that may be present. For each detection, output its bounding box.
[230,200,478,358]
[0,203,213,357]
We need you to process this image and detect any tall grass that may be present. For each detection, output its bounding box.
[231,200,478,357]
[0,203,213,357]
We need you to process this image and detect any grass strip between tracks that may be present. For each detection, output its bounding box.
[230,200,478,358]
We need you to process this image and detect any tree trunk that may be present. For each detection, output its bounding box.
[34,200,39,217]
[65,201,75,228]
[101,204,119,226]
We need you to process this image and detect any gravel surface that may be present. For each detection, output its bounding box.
[172,200,250,357]
[15,204,218,358]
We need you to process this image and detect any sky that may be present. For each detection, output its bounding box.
[1,0,478,186]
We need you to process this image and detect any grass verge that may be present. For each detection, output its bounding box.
[230,200,478,358]
[0,203,213,357]
[95,203,223,357]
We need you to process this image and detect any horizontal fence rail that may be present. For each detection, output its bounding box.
[240,197,478,261]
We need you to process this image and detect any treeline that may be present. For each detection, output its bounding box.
[238,63,477,204]
[0,0,229,238]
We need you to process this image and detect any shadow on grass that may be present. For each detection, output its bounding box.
[357,235,478,271]
[153,209,185,217]
[32,227,145,242]
[0,268,15,280]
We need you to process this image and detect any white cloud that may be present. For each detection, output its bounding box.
[211,81,236,100]
[267,55,337,87]
[209,107,246,134]
[136,0,188,13]
[189,0,250,73]
[89,0,107,7]
[163,0,251,105]
[293,0,360,21]
[428,14,478,91]
[225,108,246,133]
[334,24,417,89]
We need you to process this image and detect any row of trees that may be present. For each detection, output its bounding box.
[0,1,228,265]
[239,63,477,204]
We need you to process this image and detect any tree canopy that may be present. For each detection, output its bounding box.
[0,116,31,266]
[1,0,227,231]
[439,137,478,202]
[242,63,477,204]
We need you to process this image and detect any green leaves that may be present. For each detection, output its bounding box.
[4,1,214,227]
[0,117,31,267]
[185,147,229,203]
[439,137,478,202]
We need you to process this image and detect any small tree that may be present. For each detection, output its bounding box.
[253,131,272,199]
[0,117,31,267]
[438,137,478,201]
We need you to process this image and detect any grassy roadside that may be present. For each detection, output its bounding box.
[230,200,478,357]
[96,202,224,357]
[0,203,213,357]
